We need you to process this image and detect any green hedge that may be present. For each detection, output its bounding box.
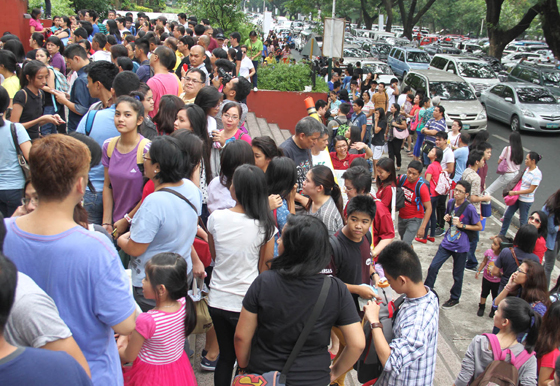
[257,62,329,93]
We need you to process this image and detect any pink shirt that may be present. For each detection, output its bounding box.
[29,18,44,31]
[147,73,180,118]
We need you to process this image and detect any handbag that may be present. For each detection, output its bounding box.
[502,168,526,206]
[496,147,509,175]
[189,277,213,335]
[421,140,435,155]
[503,179,522,206]
[10,123,31,180]
[232,277,332,386]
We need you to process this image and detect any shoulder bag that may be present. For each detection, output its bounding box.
[496,147,509,175]
[10,123,31,180]
[232,276,332,386]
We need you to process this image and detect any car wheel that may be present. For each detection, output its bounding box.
[510,115,520,132]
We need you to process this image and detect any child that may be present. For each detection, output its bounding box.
[475,235,503,318]
[119,252,197,386]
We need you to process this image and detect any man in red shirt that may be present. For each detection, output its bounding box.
[397,160,432,246]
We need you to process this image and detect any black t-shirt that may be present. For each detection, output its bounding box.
[371,119,387,146]
[243,271,360,385]
[495,247,540,287]
[13,87,44,140]
[279,137,312,193]
[232,44,243,62]
[332,230,371,287]
[174,56,191,78]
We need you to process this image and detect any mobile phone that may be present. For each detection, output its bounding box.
[182,64,188,72]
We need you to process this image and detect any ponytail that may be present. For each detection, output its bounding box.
[331,183,344,219]
[183,289,197,337]
[502,297,542,353]
[307,165,344,218]
[523,308,541,353]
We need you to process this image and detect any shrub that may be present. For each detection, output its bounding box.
[28,0,74,16]
[257,62,329,93]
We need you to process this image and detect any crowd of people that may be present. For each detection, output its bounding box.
[0,7,560,386]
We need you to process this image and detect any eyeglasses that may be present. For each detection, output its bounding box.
[142,154,151,161]
[21,197,38,206]
[223,113,239,121]
[182,77,204,84]
[454,189,466,194]
[516,267,526,274]
[529,216,541,224]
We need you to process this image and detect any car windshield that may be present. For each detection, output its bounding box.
[516,88,557,104]
[430,81,476,100]
[363,63,392,75]
[457,62,496,79]
[542,71,560,86]
[407,51,430,63]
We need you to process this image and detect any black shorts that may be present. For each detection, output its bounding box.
[481,277,500,299]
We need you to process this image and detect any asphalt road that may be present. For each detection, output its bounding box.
[484,119,560,208]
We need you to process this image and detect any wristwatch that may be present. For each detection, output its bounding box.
[370,322,383,330]
[462,224,467,230]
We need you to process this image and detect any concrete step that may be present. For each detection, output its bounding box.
[256,117,274,139]
[245,112,262,138]
[281,129,292,140]
[269,123,285,146]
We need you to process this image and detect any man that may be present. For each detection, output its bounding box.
[147,46,181,118]
[173,24,185,39]
[77,71,140,225]
[315,99,327,121]
[397,85,411,107]
[216,76,252,130]
[85,60,119,111]
[279,116,322,209]
[397,161,432,246]
[462,151,491,271]
[198,35,212,59]
[328,72,340,91]
[351,98,367,141]
[215,32,226,49]
[164,37,181,71]
[245,31,263,91]
[372,82,388,112]
[193,24,206,38]
[175,35,195,78]
[420,105,446,165]
[107,10,116,20]
[181,68,206,104]
[310,126,332,168]
[434,131,455,235]
[229,32,243,76]
[3,135,137,385]
[204,26,218,52]
[189,45,210,86]
[54,44,99,132]
[0,253,92,385]
[116,17,130,36]
[363,241,439,386]
[452,132,470,186]
[477,141,492,189]
[424,180,482,308]
[84,10,100,35]
[134,38,152,83]
[177,12,187,26]
[156,15,169,33]
[91,33,111,62]
[386,77,400,106]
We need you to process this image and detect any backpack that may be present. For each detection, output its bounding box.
[446,199,476,242]
[48,65,70,93]
[470,333,534,386]
[397,175,428,211]
[84,110,99,136]
[435,170,452,196]
[106,136,151,174]
[330,118,350,151]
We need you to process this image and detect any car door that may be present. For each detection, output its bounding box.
[394,49,405,76]
[484,85,504,118]
[499,86,516,123]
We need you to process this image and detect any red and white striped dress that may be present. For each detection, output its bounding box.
[123,297,197,385]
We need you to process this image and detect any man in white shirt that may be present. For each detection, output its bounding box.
[91,33,111,62]
[386,78,400,107]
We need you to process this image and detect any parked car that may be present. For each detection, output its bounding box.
[480,83,560,132]
[387,47,431,78]
[507,63,560,98]
[360,61,395,84]
[429,55,500,92]
[402,70,487,134]
[422,43,462,56]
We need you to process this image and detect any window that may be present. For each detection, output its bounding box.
[516,88,557,104]
[519,69,539,84]
[431,57,446,69]
[397,50,405,61]
[429,81,476,100]
[510,66,522,77]
[406,74,419,90]
[407,51,431,63]
[447,62,457,74]
[490,85,505,96]
[417,76,427,93]
[503,87,514,99]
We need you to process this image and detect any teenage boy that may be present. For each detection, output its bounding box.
[424,180,482,308]
[397,161,432,246]
[452,132,470,185]
[363,241,440,386]
[311,126,333,171]
[434,131,454,236]
[351,98,367,141]
[134,38,152,83]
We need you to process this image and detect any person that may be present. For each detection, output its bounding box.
[279,116,322,210]
[34,48,60,136]
[252,136,282,173]
[208,164,276,385]
[46,35,66,77]
[0,86,31,218]
[55,44,99,132]
[448,119,462,150]
[91,34,111,62]
[118,253,197,386]
[386,78,399,107]
[188,45,210,86]
[0,50,20,106]
[3,134,137,385]
[330,135,372,170]
[451,132,470,185]
[412,96,431,162]
[311,126,333,169]
[101,96,151,240]
[397,161,432,246]
[351,98,367,141]
[486,131,524,197]
[535,301,560,385]
[420,105,446,166]
[328,102,350,146]
[375,157,397,212]
[372,82,389,112]
[84,60,120,111]
[0,253,93,386]
[425,180,482,309]
[475,235,503,318]
[499,151,543,237]
[180,68,206,104]
[477,141,493,190]
[454,297,539,386]
[211,101,252,148]
[371,107,387,179]
[29,8,44,34]
[303,165,344,236]
[361,91,374,145]
[216,76,251,130]
[543,189,560,285]
[147,46,181,119]
[528,210,548,263]
[134,38,152,83]
[152,95,184,135]
[194,85,223,140]
[238,46,256,82]
[386,102,408,170]
[327,90,343,117]
[416,147,443,243]
[363,241,440,386]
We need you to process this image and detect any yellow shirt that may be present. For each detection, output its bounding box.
[265,56,276,65]
[3,75,20,99]
[173,50,184,71]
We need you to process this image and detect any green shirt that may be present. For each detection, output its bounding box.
[244,38,263,62]
[97,22,107,35]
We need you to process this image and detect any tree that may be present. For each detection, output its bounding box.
[396,0,438,39]
[541,0,560,59]
[188,0,257,35]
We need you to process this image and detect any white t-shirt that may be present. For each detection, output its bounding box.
[312,150,335,175]
[91,50,112,62]
[519,167,542,203]
[397,93,407,109]
[449,132,460,148]
[386,86,396,106]
[239,56,255,78]
[207,210,275,312]
[441,146,455,172]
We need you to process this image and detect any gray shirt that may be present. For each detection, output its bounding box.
[5,273,72,348]
[308,196,343,236]
[455,335,537,386]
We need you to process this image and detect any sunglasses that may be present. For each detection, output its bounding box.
[529,216,541,224]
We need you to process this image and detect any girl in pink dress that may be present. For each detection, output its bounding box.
[119,253,198,386]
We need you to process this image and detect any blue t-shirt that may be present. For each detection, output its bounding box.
[351,111,367,134]
[3,218,136,386]
[440,200,480,253]
[273,199,290,257]
[0,347,92,386]
[130,179,202,287]
[68,68,99,132]
[0,121,30,190]
[91,23,100,35]
[453,146,469,182]
[76,106,119,193]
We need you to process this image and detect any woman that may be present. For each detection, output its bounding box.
[252,136,281,173]
[543,189,560,286]
[486,131,524,197]
[448,120,462,150]
[212,101,252,148]
[375,157,397,212]
[28,32,44,53]
[371,107,387,178]
[34,48,58,136]
[303,165,344,236]
[361,91,374,145]
[528,210,548,263]
[207,164,276,386]
[416,147,443,244]
[406,93,422,154]
[29,8,44,34]
[153,94,184,135]
[0,86,31,217]
[234,215,364,385]
[535,302,560,386]
[454,297,539,386]
[130,83,157,139]
[53,16,70,40]
[107,20,122,44]
[10,61,63,140]
[0,51,21,107]
[3,40,26,66]
[118,135,203,311]
[45,36,65,74]
[412,96,431,162]
[195,86,223,176]
[386,102,408,171]
[499,151,543,237]
[330,135,372,171]
[361,72,374,94]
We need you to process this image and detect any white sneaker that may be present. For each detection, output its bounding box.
[253,87,258,92]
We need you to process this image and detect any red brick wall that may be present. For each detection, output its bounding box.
[0,1,52,53]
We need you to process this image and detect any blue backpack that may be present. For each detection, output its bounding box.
[397,175,428,211]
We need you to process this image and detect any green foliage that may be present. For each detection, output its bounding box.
[72,0,111,15]
[258,62,329,92]
[28,0,74,16]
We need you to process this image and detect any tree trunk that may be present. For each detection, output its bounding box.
[541,0,560,60]
[397,0,436,39]
[382,0,393,32]
[361,0,374,30]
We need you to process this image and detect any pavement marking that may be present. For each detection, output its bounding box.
[492,134,531,153]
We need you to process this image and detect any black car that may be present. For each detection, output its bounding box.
[422,43,462,56]
[469,53,504,73]
[508,63,560,98]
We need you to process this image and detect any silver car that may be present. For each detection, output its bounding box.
[480,82,560,132]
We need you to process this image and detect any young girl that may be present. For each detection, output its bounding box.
[130,83,157,140]
[102,96,151,239]
[0,50,20,106]
[475,235,503,318]
[454,297,539,386]
[207,164,276,385]
[375,157,397,212]
[448,120,462,150]
[153,95,184,135]
[119,253,197,386]
[303,165,344,236]
[535,301,560,385]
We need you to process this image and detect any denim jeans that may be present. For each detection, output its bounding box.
[466,230,480,269]
[83,190,103,225]
[0,189,23,218]
[208,306,240,386]
[251,60,259,88]
[425,245,468,300]
[544,247,557,287]
[499,200,532,236]
[41,105,57,136]
[424,196,439,239]
[364,124,372,145]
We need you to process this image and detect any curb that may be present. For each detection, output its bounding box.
[489,196,520,229]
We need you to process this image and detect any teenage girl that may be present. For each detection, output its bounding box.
[119,253,197,386]
[535,301,560,385]
[475,235,503,318]
[375,157,397,212]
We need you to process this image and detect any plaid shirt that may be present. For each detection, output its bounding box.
[376,287,439,386]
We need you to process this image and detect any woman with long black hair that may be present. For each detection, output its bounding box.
[543,188,560,286]
[486,131,524,197]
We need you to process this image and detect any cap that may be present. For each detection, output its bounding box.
[215,33,225,40]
